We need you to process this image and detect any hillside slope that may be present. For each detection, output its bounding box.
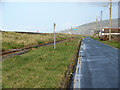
[59,18,119,35]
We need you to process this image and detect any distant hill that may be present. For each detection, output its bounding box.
[59,18,119,35]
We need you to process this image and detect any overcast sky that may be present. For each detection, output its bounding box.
[0,1,119,33]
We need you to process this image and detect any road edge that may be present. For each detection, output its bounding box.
[59,38,82,89]
[90,37,119,50]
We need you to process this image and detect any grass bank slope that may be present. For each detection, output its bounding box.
[2,32,74,51]
[2,35,82,88]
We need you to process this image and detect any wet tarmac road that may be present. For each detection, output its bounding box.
[71,36,118,88]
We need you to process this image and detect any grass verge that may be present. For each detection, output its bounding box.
[2,35,82,88]
[91,36,119,49]
[2,32,74,51]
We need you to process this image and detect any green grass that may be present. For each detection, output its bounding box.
[2,32,74,51]
[2,35,82,88]
[91,36,119,49]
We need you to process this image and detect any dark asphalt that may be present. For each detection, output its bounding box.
[70,36,119,88]
[80,37,118,88]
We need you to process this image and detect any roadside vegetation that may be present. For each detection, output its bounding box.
[91,36,119,49]
[2,32,74,51]
[2,35,82,88]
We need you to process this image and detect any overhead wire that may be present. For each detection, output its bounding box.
[102,2,110,12]
[96,2,110,21]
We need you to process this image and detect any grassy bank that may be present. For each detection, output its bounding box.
[2,32,74,51]
[2,35,82,88]
[91,36,119,49]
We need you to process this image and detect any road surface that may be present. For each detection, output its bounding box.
[70,36,119,88]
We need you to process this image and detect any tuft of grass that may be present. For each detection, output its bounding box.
[2,35,82,88]
[91,36,119,49]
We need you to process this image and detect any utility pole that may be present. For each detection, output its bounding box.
[71,26,72,34]
[109,0,112,41]
[96,18,98,36]
[92,25,94,35]
[96,18,97,31]
[92,24,94,36]
[54,23,56,49]
[100,11,102,36]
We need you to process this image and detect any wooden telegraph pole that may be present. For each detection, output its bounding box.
[96,18,98,36]
[100,11,102,36]
[54,23,56,49]
[71,26,72,34]
[109,0,112,41]
[96,18,97,31]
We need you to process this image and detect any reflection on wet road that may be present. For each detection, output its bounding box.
[70,37,118,88]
